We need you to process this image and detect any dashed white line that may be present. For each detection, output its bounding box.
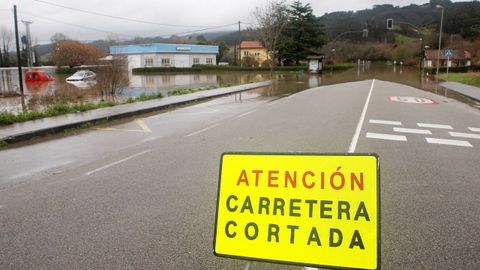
[366,132,407,141]
[186,123,220,137]
[468,127,480,133]
[417,123,453,130]
[237,110,256,118]
[425,138,473,147]
[349,79,375,153]
[85,150,152,176]
[369,119,402,126]
[142,136,159,143]
[449,132,480,140]
[393,127,432,135]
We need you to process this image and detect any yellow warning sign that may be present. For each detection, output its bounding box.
[214,153,380,270]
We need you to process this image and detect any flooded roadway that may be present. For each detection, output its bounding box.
[1,63,479,114]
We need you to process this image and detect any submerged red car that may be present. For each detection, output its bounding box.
[25,70,55,82]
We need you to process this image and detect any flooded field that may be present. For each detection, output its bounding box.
[1,63,479,114]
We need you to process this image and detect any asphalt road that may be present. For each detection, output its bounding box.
[1,80,479,270]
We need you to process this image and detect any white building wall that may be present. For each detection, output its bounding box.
[126,53,217,70]
[189,54,217,65]
[155,54,175,67]
[174,54,190,67]
[127,55,142,70]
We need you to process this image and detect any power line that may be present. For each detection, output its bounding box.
[19,11,135,38]
[161,23,238,38]
[32,0,231,29]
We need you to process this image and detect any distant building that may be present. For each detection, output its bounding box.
[240,41,269,65]
[110,43,219,70]
[424,49,472,68]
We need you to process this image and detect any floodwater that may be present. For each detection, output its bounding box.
[1,63,479,114]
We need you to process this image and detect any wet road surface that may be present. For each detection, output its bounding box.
[1,80,480,269]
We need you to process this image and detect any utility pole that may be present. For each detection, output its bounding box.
[13,5,24,96]
[22,20,33,70]
[238,21,241,67]
[435,5,444,79]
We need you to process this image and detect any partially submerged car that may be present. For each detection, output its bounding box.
[66,70,96,82]
[25,70,55,82]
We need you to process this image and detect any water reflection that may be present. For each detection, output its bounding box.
[1,64,479,114]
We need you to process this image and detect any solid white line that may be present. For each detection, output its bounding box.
[186,123,220,137]
[349,80,375,153]
[449,132,480,139]
[366,132,407,141]
[237,110,256,118]
[417,123,453,130]
[85,150,152,176]
[394,127,432,135]
[369,119,402,126]
[425,138,473,147]
[468,127,480,132]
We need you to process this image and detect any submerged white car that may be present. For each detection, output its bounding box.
[66,70,96,82]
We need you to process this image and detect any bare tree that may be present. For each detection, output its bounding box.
[51,40,105,68]
[1,27,13,67]
[97,56,129,97]
[253,0,289,71]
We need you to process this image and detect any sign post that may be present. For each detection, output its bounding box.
[444,49,453,79]
[214,153,380,270]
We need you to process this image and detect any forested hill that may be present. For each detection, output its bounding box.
[322,0,480,41]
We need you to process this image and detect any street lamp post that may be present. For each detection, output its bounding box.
[330,49,335,73]
[435,5,444,80]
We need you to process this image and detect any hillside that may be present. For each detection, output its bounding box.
[31,0,480,63]
[321,0,480,42]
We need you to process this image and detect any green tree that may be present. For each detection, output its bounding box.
[279,1,326,65]
[217,41,229,62]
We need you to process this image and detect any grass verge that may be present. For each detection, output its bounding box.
[438,72,480,88]
[0,82,237,126]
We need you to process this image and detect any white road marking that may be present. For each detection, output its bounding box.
[349,80,375,153]
[369,119,402,126]
[449,132,480,139]
[237,110,256,118]
[394,127,432,135]
[186,123,220,137]
[425,138,473,147]
[468,127,480,132]
[142,136,159,143]
[366,132,407,141]
[85,150,152,176]
[243,262,251,270]
[417,123,453,130]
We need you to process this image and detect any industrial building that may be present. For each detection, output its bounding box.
[110,43,219,70]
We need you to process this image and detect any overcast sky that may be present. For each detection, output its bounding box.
[0,0,463,44]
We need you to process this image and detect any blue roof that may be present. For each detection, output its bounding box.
[110,43,219,55]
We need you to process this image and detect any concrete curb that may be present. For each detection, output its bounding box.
[439,81,480,102]
[0,80,272,144]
